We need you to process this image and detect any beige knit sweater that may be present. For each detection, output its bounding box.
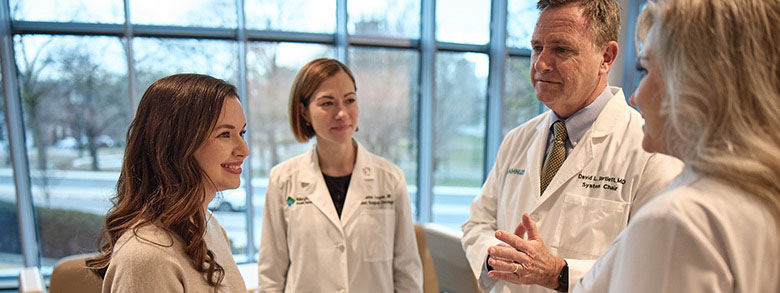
[102,212,246,292]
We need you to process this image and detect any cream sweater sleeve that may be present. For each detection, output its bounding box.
[102,230,187,293]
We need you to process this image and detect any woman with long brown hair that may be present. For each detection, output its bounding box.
[86,73,249,292]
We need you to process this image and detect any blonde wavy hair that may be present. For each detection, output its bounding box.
[638,0,780,221]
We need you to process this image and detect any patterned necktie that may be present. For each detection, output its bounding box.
[540,121,568,195]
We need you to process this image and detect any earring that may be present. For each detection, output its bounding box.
[305,122,311,126]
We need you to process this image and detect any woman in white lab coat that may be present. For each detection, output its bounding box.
[575,0,780,292]
[258,58,423,292]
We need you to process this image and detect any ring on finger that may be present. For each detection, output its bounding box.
[512,263,520,273]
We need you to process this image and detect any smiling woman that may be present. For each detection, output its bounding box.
[85,74,247,292]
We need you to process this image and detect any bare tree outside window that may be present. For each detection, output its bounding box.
[434,53,487,187]
[507,0,540,49]
[349,47,419,184]
[246,43,332,176]
[11,35,129,266]
[503,58,539,136]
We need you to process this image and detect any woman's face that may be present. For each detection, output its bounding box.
[629,30,669,154]
[303,70,358,147]
[194,97,249,195]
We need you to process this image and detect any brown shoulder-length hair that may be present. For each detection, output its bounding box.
[289,58,356,142]
[86,74,238,288]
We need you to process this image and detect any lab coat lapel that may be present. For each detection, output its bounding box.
[301,146,343,231]
[340,141,374,226]
[537,90,628,202]
[527,116,550,198]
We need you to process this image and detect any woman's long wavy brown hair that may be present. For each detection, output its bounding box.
[86,74,238,288]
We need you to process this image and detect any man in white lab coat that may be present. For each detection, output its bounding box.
[460,0,682,292]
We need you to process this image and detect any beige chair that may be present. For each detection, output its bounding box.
[414,224,440,293]
[423,223,481,293]
[48,254,102,293]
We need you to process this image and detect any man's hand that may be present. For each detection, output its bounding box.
[486,213,566,289]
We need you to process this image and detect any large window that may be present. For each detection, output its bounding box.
[245,0,335,33]
[0,0,562,283]
[503,57,540,136]
[14,35,129,266]
[436,0,490,44]
[433,52,488,229]
[246,42,333,252]
[349,47,419,184]
[10,0,123,23]
[131,0,237,28]
[507,0,540,49]
[348,0,420,38]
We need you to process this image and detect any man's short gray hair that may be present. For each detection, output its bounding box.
[537,0,621,48]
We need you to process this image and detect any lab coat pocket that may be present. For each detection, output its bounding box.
[360,209,394,262]
[552,194,628,258]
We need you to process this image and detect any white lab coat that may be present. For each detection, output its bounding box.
[258,140,423,293]
[575,168,780,292]
[461,87,683,293]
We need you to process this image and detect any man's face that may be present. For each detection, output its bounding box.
[530,2,610,118]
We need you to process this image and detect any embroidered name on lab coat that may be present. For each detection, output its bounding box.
[361,194,394,208]
[577,173,626,191]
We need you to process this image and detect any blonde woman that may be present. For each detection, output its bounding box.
[575,0,780,291]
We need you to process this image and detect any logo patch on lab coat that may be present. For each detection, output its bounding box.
[287,196,312,206]
[507,168,525,175]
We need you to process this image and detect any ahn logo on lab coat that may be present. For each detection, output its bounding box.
[506,168,525,175]
[287,196,312,206]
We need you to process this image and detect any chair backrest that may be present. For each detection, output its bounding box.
[414,224,440,293]
[423,223,481,293]
[49,254,102,293]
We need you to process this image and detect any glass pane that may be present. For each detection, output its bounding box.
[14,35,130,266]
[133,37,244,254]
[349,47,419,189]
[131,0,237,28]
[503,57,539,136]
[436,0,491,44]
[245,0,336,33]
[134,38,238,100]
[246,42,333,254]
[507,0,540,49]
[10,0,123,23]
[348,0,420,38]
[0,72,23,277]
[433,52,488,230]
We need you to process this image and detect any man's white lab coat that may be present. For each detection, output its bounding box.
[462,87,683,292]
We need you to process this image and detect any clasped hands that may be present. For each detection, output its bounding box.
[486,213,566,289]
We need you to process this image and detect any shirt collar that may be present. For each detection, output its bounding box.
[548,85,615,146]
